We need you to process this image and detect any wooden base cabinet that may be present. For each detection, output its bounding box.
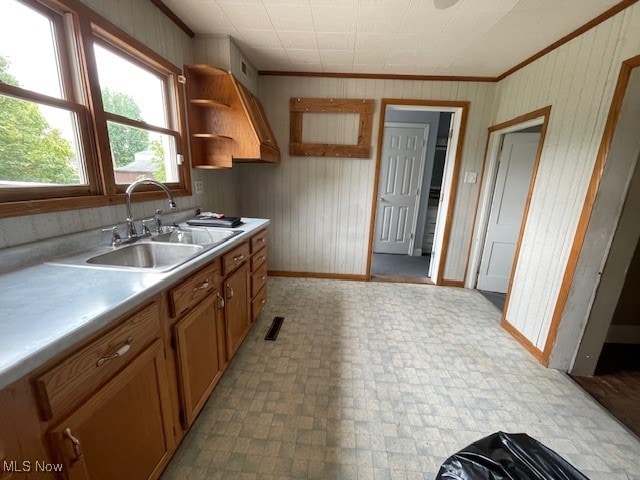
[173,294,225,428]
[48,341,174,480]
[224,263,250,360]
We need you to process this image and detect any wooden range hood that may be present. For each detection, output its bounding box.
[184,64,280,169]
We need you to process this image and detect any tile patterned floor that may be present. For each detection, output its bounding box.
[161,278,640,480]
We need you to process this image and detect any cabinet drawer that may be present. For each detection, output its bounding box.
[222,242,250,276]
[251,285,267,322]
[251,246,267,272]
[250,230,267,254]
[35,302,160,420]
[170,261,220,317]
[251,262,267,298]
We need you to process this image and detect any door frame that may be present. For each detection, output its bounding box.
[465,106,551,360]
[366,99,469,284]
[374,122,430,256]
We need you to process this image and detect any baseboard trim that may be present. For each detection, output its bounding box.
[441,279,464,287]
[606,325,640,344]
[268,270,367,281]
[370,275,433,285]
[501,318,546,364]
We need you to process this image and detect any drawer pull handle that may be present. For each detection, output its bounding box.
[193,279,210,292]
[96,338,132,367]
[216,292,225,309]
[63,428,83,463]
[226,284,234,300]
[233,254,245,262]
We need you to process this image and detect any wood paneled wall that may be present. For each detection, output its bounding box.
[239,76,496,278]
[492,3,640,352]
[0,0,197,250]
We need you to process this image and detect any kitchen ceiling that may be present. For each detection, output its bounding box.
[162,0,622,77]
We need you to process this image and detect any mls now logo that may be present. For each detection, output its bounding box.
[3,461,63,473]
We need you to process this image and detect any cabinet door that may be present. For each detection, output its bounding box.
[49,341,174,480]
[174,294,222,428]
[224,263,250,359]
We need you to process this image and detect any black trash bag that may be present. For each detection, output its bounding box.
[436,431,589,480]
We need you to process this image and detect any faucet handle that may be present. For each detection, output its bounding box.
[101,226,122,246]
[141,219,153,235]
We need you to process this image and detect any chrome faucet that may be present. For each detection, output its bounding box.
[125,179,177,239]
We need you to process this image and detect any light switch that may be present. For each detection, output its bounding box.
[464,172,478,184]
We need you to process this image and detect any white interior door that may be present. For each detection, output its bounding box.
[477,132,541,293]
[374,125,428,255]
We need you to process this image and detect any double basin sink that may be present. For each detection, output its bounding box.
[53,226,241,272]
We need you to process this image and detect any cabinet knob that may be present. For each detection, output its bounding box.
[261,275,266,280]
[63,428,84,464]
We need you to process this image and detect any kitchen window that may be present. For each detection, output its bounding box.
[0,0,190,217]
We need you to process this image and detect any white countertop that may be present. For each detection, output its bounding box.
[0,217,269,389]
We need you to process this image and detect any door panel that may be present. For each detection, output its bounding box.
[374,126,429,255]
[477,132,541,293]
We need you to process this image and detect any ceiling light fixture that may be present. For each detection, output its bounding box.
[434,0,461,9]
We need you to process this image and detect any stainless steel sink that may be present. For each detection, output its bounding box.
[151,226,240,247]
[86,242,203,271]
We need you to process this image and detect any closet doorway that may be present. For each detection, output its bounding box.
[466,108,550,313]
[367,100,468,284]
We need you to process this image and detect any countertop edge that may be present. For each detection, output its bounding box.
[0,218,270,390]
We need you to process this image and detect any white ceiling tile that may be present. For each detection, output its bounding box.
[382,64,415,74]
[316,32,355,50]
[174,0,621,76]
[262,0,310,4]
[265,4,315,31]
[309,0,357,6]
[322,63,354,72]
[358,0,411,6]
[511,0,573,12]
[235,29,283,49]
[355,33,395,51]
[311,6,358,32]
[356,7,407,34]
[353,49,389,64]
[401,2,459,35]
[386,50,423,66]
[219,3,273,29]
[286,48,322,63]
[352,63,383,73]
[278,31,318,49]
[391,34,437,52]
[319,50,354,64]
[216,0,261,3]
[290,62,321,71]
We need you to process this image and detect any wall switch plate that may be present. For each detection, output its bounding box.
[194,180,204,194]
[464,172,478,183]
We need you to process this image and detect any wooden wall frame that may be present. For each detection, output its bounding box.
[289,98,374,158]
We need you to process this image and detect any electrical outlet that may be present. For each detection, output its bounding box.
[194,180,204,194]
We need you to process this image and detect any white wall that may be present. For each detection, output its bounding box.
[239,76,496,277]
[491,3,640,353]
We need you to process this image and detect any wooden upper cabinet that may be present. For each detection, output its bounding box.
[184,65,280,169]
